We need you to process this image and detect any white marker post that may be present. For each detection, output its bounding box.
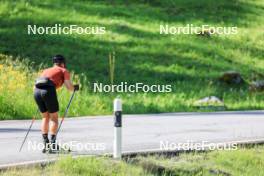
[113,98,122,159]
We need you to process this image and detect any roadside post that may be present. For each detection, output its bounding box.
[113,98,122,159]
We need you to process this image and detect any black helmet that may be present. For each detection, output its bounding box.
[53,55,66,64]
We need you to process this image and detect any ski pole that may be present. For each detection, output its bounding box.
[19,109,39,152]
[56,90,76,136]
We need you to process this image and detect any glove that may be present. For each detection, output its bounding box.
[74,84,80,91]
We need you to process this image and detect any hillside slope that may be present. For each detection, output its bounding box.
[0,0,263,119]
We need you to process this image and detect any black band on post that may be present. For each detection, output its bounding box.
[114,111,122,127]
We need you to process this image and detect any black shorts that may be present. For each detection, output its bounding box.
[34,86,59,113]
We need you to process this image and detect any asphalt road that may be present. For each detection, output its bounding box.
[1,111,264,167]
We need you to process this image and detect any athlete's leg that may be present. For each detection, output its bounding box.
[49,112,59,150]
[41,112,50,134]
[49,112,59,135]
[40,112,50,153]
[34,88,50,152]
[44,85,59,150]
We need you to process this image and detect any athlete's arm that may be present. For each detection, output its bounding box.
[64,80,75,92]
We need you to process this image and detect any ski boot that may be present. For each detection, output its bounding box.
[42,134,50,153]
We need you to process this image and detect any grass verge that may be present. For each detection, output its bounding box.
[1,145,264,176]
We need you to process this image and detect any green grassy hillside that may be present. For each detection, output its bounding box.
[0,0,264,119]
